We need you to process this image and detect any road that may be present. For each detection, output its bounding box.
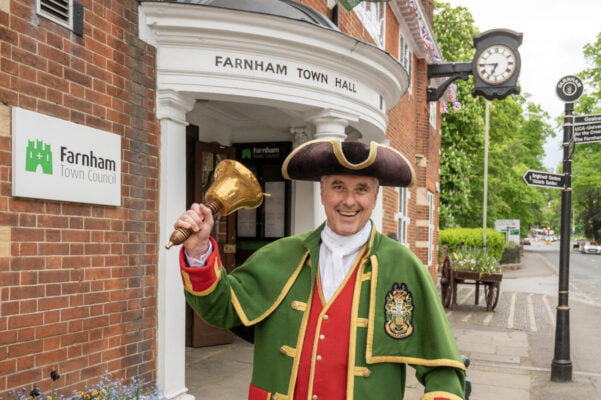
[526,240,601,307]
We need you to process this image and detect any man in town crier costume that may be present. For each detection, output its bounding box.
[175,139,466,400]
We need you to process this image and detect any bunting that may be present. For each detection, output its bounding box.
[407,0,460,112]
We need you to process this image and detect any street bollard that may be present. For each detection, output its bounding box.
[462,354,472,399]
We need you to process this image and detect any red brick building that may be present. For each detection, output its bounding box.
[0,0,444,398]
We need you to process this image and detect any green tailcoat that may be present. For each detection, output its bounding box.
[184,224,465,400]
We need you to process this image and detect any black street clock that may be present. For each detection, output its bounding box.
[475,44,517,85]
[472,29,523,100]
[426,28,523,102]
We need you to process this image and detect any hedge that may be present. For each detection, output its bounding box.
[439,227,505,261]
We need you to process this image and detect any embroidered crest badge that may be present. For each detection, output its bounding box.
[384,282,414,339]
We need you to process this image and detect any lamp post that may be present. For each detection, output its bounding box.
[482,100,490,248]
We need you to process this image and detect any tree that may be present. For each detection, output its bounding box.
[572,32,601,241]
[434,2,554,236]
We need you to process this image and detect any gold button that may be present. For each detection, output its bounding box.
[291,301,298,309]
[312,396,318,400]
[280,347,286,355]
[363,369,371,377]
[322,315,329,320]
[319,334,325,340]
[316,355,322,361]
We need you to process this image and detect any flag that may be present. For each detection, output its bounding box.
[339,0,391,11]
[441,103,449,113]
[421,26,433,49]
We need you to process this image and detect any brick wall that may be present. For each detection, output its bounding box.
[0,0,158,395]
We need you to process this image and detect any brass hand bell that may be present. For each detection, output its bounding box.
[165,159,268,249]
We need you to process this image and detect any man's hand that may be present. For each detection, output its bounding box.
[174,203,214,258]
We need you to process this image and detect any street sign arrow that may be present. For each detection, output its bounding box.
[522,170,565,189]
[573,122,601,144]
[573,114,601,125]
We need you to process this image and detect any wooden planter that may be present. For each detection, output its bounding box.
[439,253,503,312]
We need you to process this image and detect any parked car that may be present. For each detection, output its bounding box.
[580,241,600,254]
[522,238,532,245]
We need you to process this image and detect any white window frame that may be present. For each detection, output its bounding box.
[427,191,434,266]
[37,0,73,30]
[395,187,410,246]
[429,101,437,127]
[398,33,413,92]
[355,2,386,49]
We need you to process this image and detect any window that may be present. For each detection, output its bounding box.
[429,101,437,127]
[37,0,72,29]
[396,187,409,246]
[355,2,386,49]
[399,34,413,91]
[427,191,434,266]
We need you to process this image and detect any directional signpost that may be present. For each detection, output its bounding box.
[573,114,601,144]
[521,75,599,383]
[522,170,565,189]
[549,75,581,382]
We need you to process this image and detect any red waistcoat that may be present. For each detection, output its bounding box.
[294,254,363,400]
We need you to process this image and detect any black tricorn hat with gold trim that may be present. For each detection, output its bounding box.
[282,139,415,187]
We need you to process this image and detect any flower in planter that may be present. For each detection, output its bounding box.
[1,372,166,400]
[451,245,500,275]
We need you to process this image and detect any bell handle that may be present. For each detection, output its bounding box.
[164,201,220,249]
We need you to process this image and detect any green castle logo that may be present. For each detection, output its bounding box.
[25,139,53,175]
[241,148,252,159]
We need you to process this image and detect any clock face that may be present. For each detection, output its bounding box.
[476,44,517,85]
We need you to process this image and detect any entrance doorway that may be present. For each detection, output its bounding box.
[185,125,236,347]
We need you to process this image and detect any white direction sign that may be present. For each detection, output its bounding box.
[573,113,601,144]
[522,170,565,190]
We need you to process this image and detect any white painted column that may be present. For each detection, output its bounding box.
[308,109,357,141]
[289,127,315,234]
[156,90,196,400]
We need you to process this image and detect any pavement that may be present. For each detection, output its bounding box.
[184,244,601,399]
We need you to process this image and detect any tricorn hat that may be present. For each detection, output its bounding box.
[282,139,415,187]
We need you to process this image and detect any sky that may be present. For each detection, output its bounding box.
[444,0,601,170]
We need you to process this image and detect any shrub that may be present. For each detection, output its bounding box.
[500,241,521,264]
[439,227,505,261]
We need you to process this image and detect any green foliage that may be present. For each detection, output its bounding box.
[434,2,554,234]
[439,227,505,261]
[449,245,500,275]
[572,31,601,241]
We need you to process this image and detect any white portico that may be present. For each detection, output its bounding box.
[138,1,408,398]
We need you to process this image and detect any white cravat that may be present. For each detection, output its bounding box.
[319,221,371,302]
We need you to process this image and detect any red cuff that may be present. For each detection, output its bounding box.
[179,236,222,295]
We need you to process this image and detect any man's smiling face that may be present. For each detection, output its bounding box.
[320,174,379,236]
